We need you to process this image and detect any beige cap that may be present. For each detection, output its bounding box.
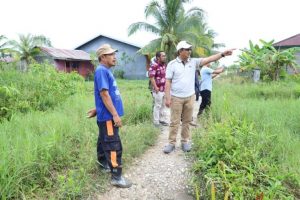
[96,44,118,58]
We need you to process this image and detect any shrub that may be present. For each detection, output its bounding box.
[113,69,125,79]
[192,79,300,199]
[0,63,85,120]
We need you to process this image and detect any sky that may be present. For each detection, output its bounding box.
[1,0,299,66]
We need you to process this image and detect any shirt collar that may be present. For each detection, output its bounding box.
[152,61,166,67]
[176,57,191,64]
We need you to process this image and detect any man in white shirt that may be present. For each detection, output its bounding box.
[163,41,234,153]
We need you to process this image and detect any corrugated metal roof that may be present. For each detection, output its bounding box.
[75,34,142,50]
[273,33,300,47]
[39,46,91,61]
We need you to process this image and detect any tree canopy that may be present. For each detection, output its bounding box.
[9,34,52,71]
[128,0,221,60]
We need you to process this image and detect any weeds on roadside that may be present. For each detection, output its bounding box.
[0,79,157,199]
[191,79,300,199]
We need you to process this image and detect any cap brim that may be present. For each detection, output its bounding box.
[176,44,192,51]
[104,49,118,55]
[184,44,192,49]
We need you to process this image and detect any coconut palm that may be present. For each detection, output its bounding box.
[128,0,219,60]
[190,22,225,57]
[9,34,52,71]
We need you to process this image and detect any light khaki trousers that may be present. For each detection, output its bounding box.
[152,91,170,124]
[168,95,195,145]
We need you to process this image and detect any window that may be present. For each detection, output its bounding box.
[71,62,79,68]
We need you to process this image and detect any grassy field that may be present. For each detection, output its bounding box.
[192,78,300,199]
[2,65,300,199]
[0,77,158,199]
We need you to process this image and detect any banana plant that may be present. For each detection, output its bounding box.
[239,40,299,81]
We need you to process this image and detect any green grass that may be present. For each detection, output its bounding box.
[0,79,158,199]
[117,79,153,124]
[192,78,300,199]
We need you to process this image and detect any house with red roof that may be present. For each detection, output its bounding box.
[35,47,94,79]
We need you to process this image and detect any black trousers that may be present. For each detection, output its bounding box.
[97,120,122,179]
[198,90,211,115]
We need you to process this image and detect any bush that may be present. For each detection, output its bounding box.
[113,69,125,79]
[192,117,298,199]
[0,63,85,121]
[192,80,300,199]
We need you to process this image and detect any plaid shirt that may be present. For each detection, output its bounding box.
[148,61,167,92]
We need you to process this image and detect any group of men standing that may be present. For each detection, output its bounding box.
[148,41,234,153]
[88,41,234,188]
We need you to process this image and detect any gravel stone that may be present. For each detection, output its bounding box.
[96,126,195,200]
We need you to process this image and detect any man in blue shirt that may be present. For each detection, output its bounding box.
[198,63,225,116]
[87,44,132,188]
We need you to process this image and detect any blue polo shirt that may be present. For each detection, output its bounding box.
[94,64,124,122]
[200,66,214,91]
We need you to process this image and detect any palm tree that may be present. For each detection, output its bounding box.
[128,0,218,60]
[191,23,225,57]
[9,34,52,71]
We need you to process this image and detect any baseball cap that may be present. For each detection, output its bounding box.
[96,44,118,58]
[176,41,192,51]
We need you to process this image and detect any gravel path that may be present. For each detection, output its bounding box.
[96,101,201,200]
[96,126,195,200]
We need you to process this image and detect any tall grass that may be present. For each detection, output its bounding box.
[117,79,153,124]
[192,78,300,199]
[0,78,157,199]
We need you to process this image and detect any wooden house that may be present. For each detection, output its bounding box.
[35,47,94,78]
